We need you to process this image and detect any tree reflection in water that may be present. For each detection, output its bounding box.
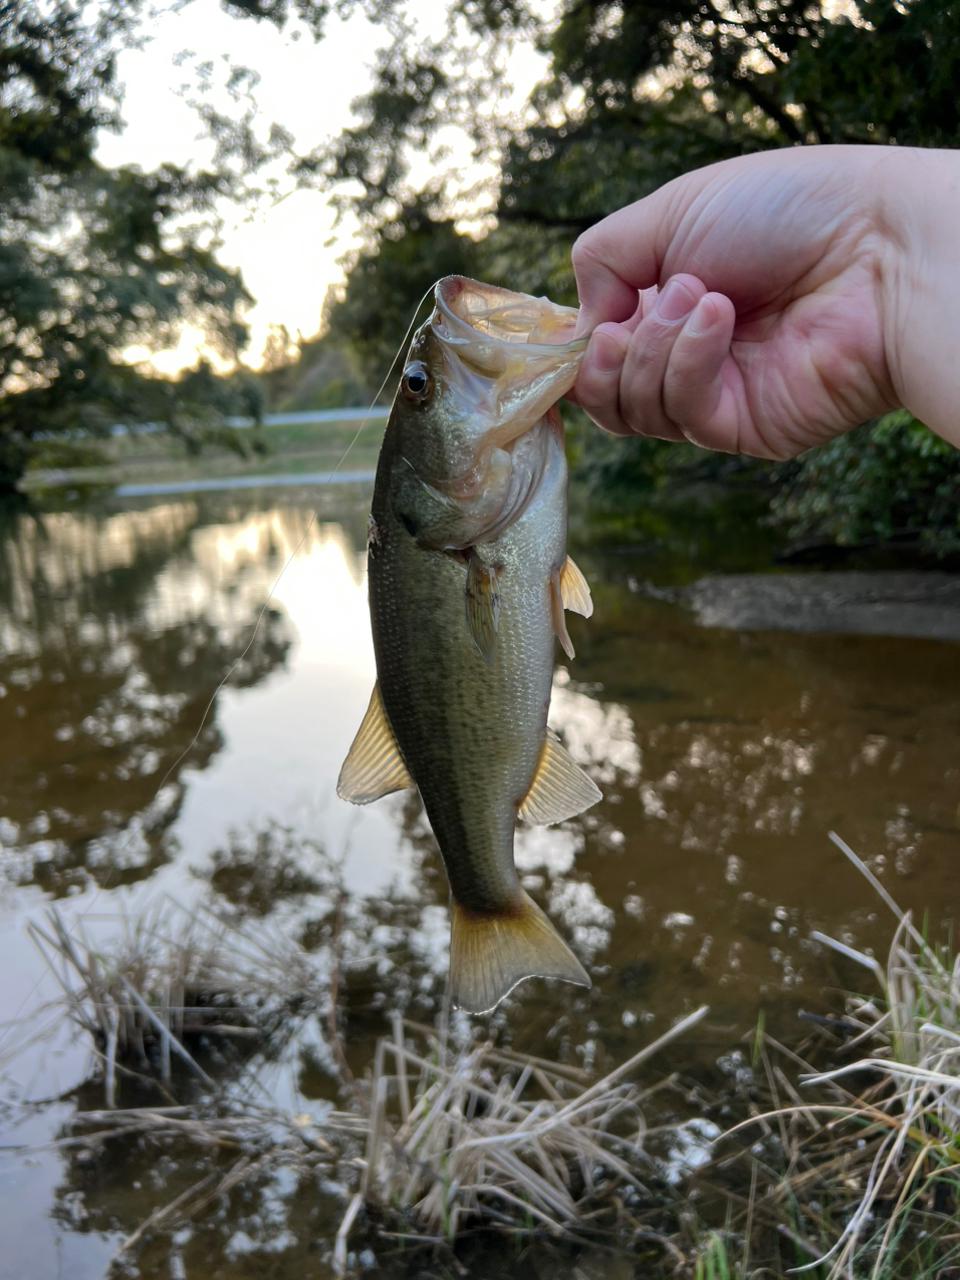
[0,484,958,1280]
[0,497,297,895]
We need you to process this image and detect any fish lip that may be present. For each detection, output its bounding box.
[427,275,588,434]
[433,275,588,357]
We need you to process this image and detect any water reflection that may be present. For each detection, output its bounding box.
[0,486,957,1277]
[0,501,297,895]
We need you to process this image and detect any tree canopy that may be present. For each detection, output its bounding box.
[292,0,960,554]
[281,0,960,367]
[4,0,959,539]
[0,1,262,488]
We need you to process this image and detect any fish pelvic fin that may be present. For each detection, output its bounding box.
[550,568,575,659]
[559,555,593,618]
[337,682,414,804]
[449,891,591,1015]
[519,731,602,826]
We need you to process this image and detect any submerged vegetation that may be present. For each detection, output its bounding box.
[11,833,959,1278]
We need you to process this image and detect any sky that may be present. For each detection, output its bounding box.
[95,1,549,371]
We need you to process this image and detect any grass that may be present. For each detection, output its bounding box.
[21,415,388,492]
[19,888,713,1274]
[13,831,960,1278]
[694,832,960,1279]
[26,898,329,1106]
[357,1006,708,1245]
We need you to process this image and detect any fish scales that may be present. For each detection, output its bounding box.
[370,420,564,912]
[338,276,601,1013]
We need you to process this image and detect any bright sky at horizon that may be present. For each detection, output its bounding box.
[96,1,549,373]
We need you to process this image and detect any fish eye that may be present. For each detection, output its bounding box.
[401,362,432,405]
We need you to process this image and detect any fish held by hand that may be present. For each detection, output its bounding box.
[338,276,600,1014]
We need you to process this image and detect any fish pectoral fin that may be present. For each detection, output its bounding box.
[550,569,575,660]
[464,551,501,662]
[336,682,414,804]
[519,731,602,825]
[450,891,590,1014]
[559,555,593,618]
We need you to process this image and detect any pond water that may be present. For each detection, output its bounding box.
[0,480,957,1278]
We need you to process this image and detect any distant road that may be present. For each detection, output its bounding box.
[227,407,390,427]
[115,470,377,497]
[112,407,391,436]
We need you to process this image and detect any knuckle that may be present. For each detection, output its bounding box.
[570,232,604,280]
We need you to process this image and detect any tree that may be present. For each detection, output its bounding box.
[0,1,262,491]
[283,1,960,293]
[142,0,960,559]
[499,0,960,237]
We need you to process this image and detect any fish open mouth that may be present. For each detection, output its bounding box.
[429,276,587,439]
[434,276,583,351]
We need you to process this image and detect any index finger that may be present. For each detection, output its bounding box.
[572,191,673,330]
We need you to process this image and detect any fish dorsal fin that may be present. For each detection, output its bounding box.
[560,555,593,617]
[464,552,500,662]
[519,731,602,826]
[449,890,590,1014]
[337,683,414,804]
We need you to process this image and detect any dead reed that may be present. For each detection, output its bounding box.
[701,832,960,1280]
[28,827,956,1278]
[351,1006,708,1252]
[27,898,329,1106]
[23,891,713,1274]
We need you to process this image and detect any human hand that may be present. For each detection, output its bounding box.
[571,146,958,458]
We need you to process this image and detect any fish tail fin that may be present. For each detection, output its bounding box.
[449,891,590,1014]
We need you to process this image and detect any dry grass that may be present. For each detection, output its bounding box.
[24,829,959,1278]
[22,892,713,1275]
[356,1007,708,1246]
[27,899,328,1106]
[44,1006,708,1275]
[704,832,960,1280]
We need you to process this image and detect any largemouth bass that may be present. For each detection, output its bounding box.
[337,276,600,1013]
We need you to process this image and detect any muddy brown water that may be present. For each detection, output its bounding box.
[0,482,957,1278]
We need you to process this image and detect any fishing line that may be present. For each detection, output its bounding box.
[0,283,440,1068]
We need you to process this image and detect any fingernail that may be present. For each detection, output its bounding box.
[687,295,717,338]
[654,279,696,324]
[591,329,623,373]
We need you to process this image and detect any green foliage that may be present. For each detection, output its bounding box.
[279,2,960,241]
[0,1,261,491]
[503,0,960,232]
[771,412,960,557]
[25,439,112,474]
[694,1232,734,1280]
[568,407,772,509]
[323,205,485,393]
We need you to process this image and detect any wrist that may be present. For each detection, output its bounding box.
[878,148,960,446]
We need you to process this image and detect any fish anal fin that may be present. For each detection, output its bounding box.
[519,732,602,826]
[465,552,501,662]
[560,555,593,618]
[337,682,414,804]
[550,569,575,659]
[450,891,590,1014]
